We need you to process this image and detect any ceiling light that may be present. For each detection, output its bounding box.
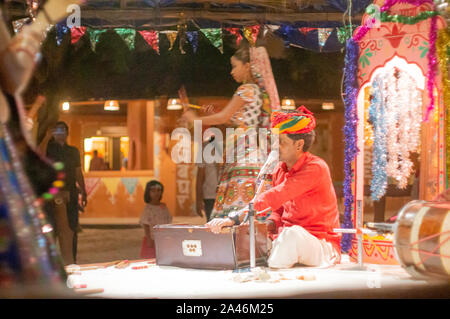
[167,98,183,110]
[322,102,335,110]
[61,101,70,111]
[281,98,296,110]
[104,100,120,111]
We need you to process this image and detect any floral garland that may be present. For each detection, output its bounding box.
[379,10,439,24]
[384,70,402,183]
[396,70,422,188]
[368,69,422,199]
[368,75,388,201]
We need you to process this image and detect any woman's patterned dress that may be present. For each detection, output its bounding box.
[210,83,272,221]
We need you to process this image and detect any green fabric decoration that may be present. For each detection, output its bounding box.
[115,28,136,50]
[380,10,439,25]
[200,28,223,53]
[88,28,107,51]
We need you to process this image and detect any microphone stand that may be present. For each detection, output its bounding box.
[248,202,256,269]
[233,151,278,272]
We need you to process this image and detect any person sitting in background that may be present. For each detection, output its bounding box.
[89,150,106,171]
[207,107,341,269]
[139,180,172,259]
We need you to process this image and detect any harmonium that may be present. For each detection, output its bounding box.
[153,223,268,270]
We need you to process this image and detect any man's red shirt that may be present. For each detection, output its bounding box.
[253,152,341,256]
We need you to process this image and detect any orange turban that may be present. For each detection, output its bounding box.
[271,106,316,134]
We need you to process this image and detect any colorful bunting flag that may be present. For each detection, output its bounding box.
[71,26,87,45]
[243,25,260,45]
[264,25,280,36]
[56,22,69,46]
[299,27,316,35]
[121,178,139,196]
[115,28,136,50]
[162,31,178,50]
[63,23,339,54]
[186,31,198,53]
[200,28,223,53]
[138,30,159,54]
[225,27,243,46]
[85,177,101,198]
[318,28,333,50]
[102,177,121,198]
[88,28,107,51]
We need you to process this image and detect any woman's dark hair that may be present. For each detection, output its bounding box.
[232,45,250,63]
[232,37,285,63]
[144,180,164,203]
[287,130,316,152]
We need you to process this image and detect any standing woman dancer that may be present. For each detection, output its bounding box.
[181,43,280,221]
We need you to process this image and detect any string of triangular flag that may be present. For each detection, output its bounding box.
[138,30,159,54]
[53,24,341,53]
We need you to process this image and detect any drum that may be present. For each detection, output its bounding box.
[394,200,450,279]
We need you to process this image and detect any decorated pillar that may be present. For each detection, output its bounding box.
[342,0,447,251]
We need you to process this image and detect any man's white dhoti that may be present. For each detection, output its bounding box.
[267,225,339,268]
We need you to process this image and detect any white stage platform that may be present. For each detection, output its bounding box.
[66,255,450,299]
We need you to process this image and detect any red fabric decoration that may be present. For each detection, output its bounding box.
[225,27,243,46]
[71,26,87,45]
[299,27,316,35]
[138,30,160,54]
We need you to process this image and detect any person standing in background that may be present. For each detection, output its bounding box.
[196,135,221,222]
[46,121,87,265]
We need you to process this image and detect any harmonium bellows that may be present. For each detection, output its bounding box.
[153,223,268,270]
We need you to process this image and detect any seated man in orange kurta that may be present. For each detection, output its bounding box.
[207,106,341,268]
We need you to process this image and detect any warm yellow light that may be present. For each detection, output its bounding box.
[62,102,70,111]
[84,138,93,152]
[167,98,183,110]
[322,102,335,110]
[92,136,107,142]
[281,98,296,110]
[84,154,92,172]
[104,100,120,111]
